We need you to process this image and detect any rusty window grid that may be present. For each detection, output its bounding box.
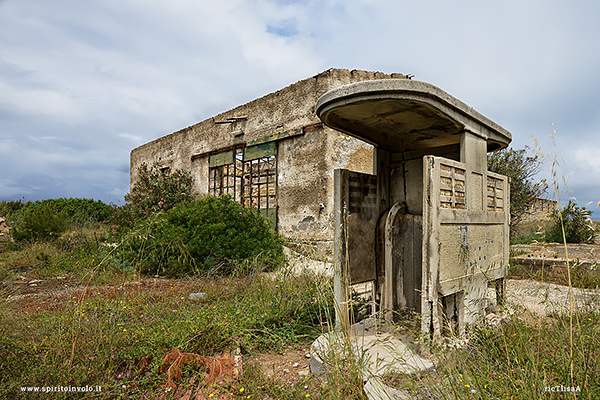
[208,148,244,201]
[486,176,504,211]
[439,163,466,209]
[242,155,277,211]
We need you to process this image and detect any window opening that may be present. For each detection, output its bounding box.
[243,154,277,225]
[208,147,244,202]
[243,141,277,229]
[207,143,278,230]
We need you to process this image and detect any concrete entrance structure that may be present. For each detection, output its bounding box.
[316,79,511,336]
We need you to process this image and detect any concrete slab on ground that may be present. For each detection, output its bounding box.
[310,317,433,399]
[486,278,600,316]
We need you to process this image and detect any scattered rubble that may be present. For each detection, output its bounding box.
[188,292,207,301]
[0,217,11,242]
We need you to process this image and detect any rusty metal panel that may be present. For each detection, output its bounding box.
[209,151,234,167]
[244,142,276,161]
[334,169,378,285]
[247,128,303,146]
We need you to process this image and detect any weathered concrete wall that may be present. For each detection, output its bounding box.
[131,69,407,257]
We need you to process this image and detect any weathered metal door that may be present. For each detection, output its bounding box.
[333,169,379,330]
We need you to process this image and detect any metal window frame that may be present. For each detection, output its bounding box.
[207,143,278,230]
[208,146,244,201]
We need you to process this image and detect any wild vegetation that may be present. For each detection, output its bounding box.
[118,195,285,277]
[1,159,599,398]
[545,200,596,244]
[488,146,547,229]
[489,146,597,245]
[384,310,600,399]
[2,198,113,243]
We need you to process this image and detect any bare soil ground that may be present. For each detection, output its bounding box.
[247,347,312,381]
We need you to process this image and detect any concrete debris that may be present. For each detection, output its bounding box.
[363,377,412,400]
[188,292,207,301]
[310,317,433,399]
[0,217,11,242]
[485,312,504,327]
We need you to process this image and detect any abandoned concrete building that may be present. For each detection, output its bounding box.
[131,68,512,336]
[131,69,399,254]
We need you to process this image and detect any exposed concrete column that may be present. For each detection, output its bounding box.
[333,169,350,333]
[460,130,487,173]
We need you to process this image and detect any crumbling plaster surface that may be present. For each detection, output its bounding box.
[131,69,406,256]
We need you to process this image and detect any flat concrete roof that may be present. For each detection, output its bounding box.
[316,79,511,153]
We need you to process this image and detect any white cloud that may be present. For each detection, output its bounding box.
[0,0,599,213]
[118,133,143,144]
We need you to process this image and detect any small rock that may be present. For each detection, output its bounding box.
[486,313,503,327]
[188,292,207,301]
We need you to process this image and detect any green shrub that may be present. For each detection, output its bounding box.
[11,202,68,242]
[109,163,194,234]
[546,200,595,243]
[120,195,285,276]
[19,198,113,225]
[0,200,27,218]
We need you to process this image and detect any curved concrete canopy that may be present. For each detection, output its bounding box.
[316,80,511,153]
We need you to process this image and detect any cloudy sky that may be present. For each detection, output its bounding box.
[1,0,599,214]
